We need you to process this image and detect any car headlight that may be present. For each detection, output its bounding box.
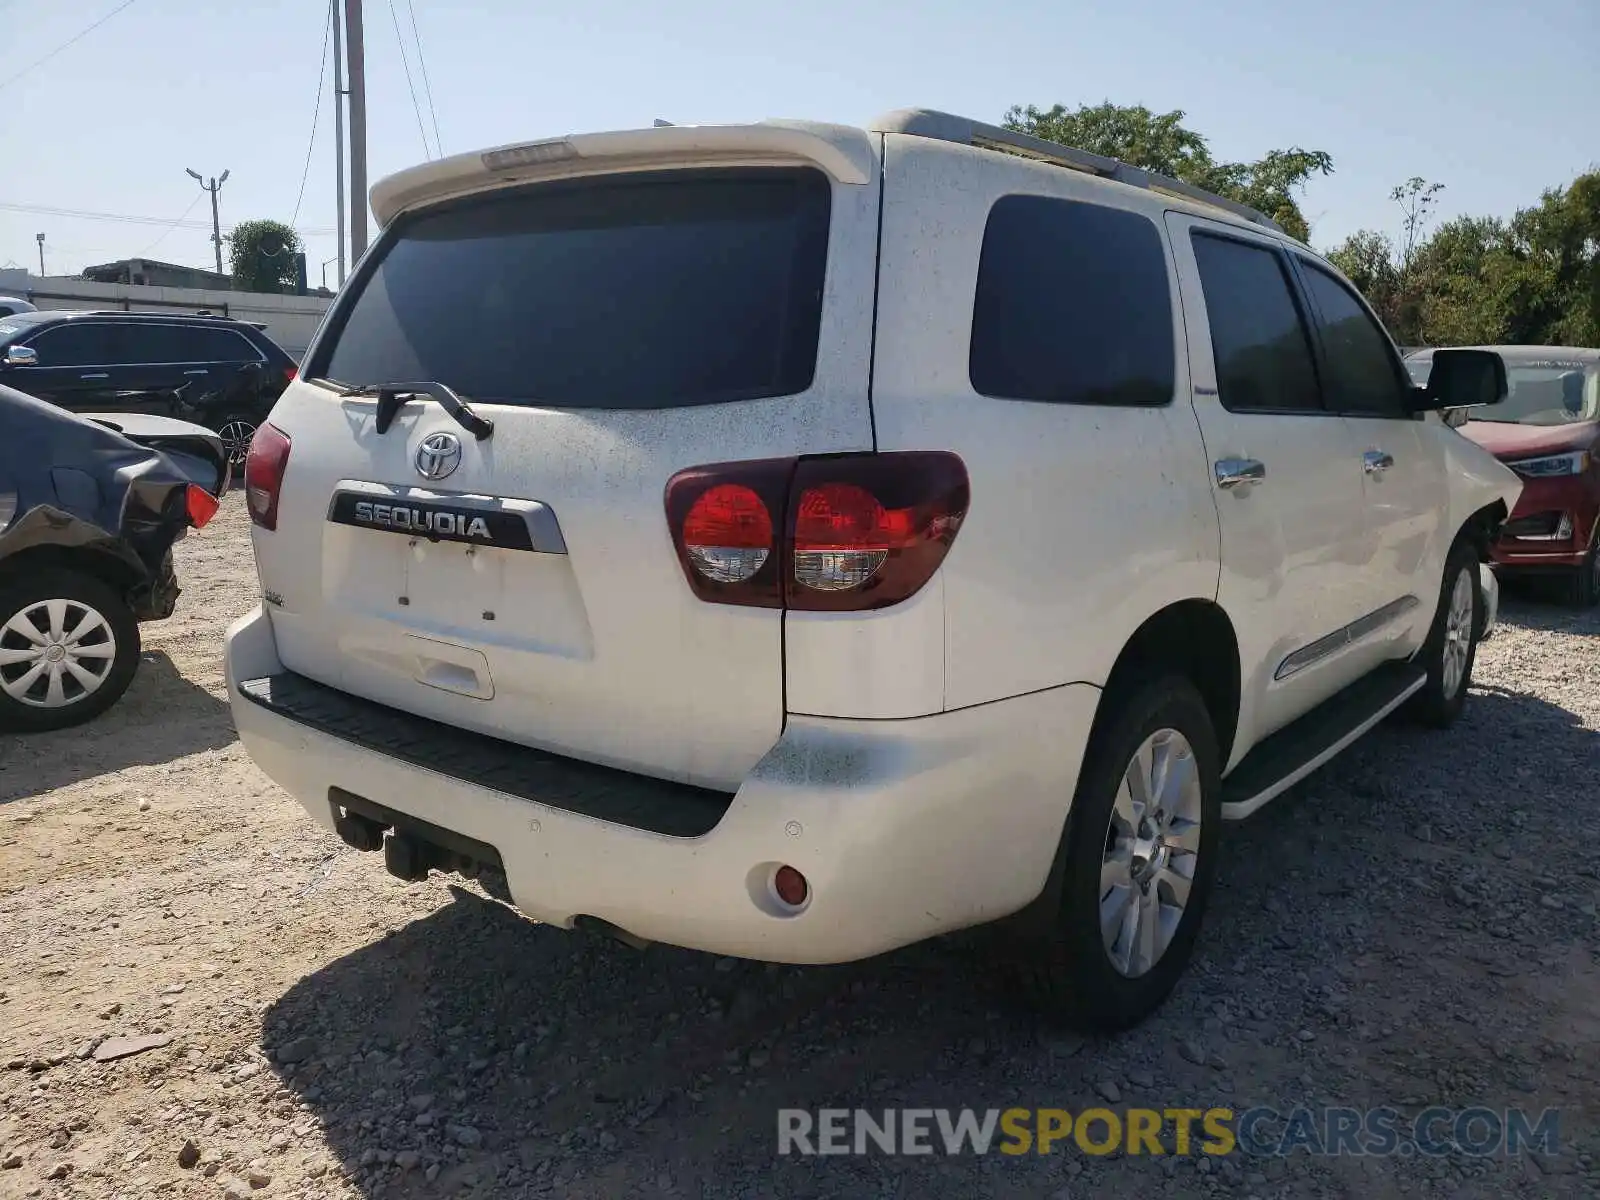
[1507,450,1591,478]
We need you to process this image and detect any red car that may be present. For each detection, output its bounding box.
[1407,346,1600,606]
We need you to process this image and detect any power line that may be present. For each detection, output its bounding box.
[0,0,140,94]
[292,0,335,228]
[404,0,442,157]
[0,200,334,236]
[387,0,433,159]
[136,193,203,257]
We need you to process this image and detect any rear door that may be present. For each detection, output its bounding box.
[1166,214,1376,758]
[102,322,195,416]
[252,162,880,791]
[178,324,271,421]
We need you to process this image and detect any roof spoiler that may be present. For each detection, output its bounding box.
[869,108,1288,236]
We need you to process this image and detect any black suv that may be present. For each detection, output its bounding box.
[0,310,298,465]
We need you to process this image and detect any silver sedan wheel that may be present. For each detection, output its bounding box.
[1100,728,1204,978]
[0,598,118,709]
[1441,567,1475,700]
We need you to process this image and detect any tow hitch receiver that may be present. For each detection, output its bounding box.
[329,787,507,887]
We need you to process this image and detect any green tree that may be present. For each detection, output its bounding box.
[1508,172,1600,346]
[1327,229,1402,331]
[228,219,302,294]
[1392,177,1445,272]
[1002,101,1333,241]
[1322,169,1600,350]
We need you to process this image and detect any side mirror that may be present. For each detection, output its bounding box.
[1410,349,1507,413]
[3,345,38,367]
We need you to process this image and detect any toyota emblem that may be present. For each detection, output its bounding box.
[414,431,462,480]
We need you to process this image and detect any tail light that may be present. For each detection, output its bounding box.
[184,484,221,530]
[665,452,968,611]
[244,422,292,531]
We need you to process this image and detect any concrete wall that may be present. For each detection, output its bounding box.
[0,269,331,360]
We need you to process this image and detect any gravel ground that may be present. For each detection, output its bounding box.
[1,499,1597,1200]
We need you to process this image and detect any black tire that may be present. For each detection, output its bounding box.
[1405,538,1481,729]
[1569,542,1600,609]
[1020,676,1222,1032]
[0,569,141,732]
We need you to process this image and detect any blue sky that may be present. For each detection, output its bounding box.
[2,0,1595,281]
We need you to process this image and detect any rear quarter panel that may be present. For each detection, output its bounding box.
[864,135,1221,710]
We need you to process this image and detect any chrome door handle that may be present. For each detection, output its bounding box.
[183,369,209,376]
[1363,450,1395,474]
[79,372,109,380]
[1214,457,1266,489]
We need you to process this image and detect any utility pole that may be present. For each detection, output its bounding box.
[186,168,231,276]
[345,0,367,262]
[35,233,44,277]
[331,0,347,286]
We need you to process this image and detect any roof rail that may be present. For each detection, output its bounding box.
[868,108,1288,236]
[74,309,236,320]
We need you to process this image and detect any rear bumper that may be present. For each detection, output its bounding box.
[225,606,1098,964]
[130,548,180,622]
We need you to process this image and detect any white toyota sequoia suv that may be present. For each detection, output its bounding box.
[227,109,1522,1030]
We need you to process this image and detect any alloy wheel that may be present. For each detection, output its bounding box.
[1441,567,1475,699]
[218,418,258,468]
[1099,727,1204,978]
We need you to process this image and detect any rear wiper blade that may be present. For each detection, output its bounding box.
[339,380,494,440]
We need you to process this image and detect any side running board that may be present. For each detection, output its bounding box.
[1221,661,1426,820]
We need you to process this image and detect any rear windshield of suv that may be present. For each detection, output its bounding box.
[311,167,832,410]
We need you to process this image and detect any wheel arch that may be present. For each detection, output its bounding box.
[997,597,1240,944]
[1096,599,1242,769]
[0,542,147,602]
[1459,499,1509,562]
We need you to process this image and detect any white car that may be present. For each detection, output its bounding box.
[225,108,1522,1030]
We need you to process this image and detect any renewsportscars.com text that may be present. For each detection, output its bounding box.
[777,1106,1561,1158]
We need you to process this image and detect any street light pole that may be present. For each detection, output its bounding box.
[186,167,231,276]
[321,256,338,290]
[35,233,44,277]
[345,0,368,261]
[331,0,347,286]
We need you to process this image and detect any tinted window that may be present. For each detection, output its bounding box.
[0,314,48,347]
[119,324,259,364]
[969,195,1174,406]
[25,323,119,368]
[190,327,260,362]
[119,324,199,364]
[1191,234,1321,413]
[1299,263,1408,416]
[315,168,831,409]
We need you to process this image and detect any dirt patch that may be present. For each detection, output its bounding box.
[2,501,1597,1198]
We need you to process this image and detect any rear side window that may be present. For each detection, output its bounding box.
[313,168,832,409]
[1191,234,1321,414]
[189,327,261,362]
[969,195,1175,406]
